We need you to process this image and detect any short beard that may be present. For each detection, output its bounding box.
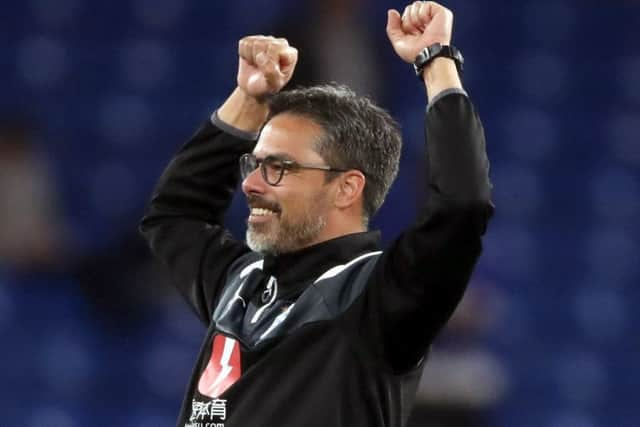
[246,207,326,255]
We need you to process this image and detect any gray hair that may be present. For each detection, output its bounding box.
[267,83,402,225]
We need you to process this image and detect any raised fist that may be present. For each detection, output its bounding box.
[386,1,453,63]
[237,36,298,99]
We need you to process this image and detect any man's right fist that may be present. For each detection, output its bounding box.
[237,36,298,99]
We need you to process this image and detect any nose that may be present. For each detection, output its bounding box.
[241,166,266,196]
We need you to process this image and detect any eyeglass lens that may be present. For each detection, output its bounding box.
[240,154,286,185]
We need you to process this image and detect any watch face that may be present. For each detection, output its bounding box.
[429,43,443,57]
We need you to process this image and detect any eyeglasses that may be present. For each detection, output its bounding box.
[239,153,348,186]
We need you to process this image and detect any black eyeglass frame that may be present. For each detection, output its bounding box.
[239,153,350,186]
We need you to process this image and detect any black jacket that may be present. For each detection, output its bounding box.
[140,90,493,427]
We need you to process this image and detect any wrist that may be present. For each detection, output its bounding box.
[217,87,270,133]
[422,57,463,100]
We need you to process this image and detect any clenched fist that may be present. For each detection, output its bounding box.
[386,1,453,63]
[237,36,298,99]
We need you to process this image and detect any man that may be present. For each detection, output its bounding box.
[140,1,493,426]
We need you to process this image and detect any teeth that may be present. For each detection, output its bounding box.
[251,208,276,216]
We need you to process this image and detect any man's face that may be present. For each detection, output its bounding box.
[241,113,335,255]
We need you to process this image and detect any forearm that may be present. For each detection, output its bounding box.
[217,87,270,133]
[422,56,463,101]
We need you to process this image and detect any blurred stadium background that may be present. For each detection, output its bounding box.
[1,0,639,426]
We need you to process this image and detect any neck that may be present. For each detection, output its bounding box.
[313,212,366,246]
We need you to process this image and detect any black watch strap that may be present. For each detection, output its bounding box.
[413,43,464,79]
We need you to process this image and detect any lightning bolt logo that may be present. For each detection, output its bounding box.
[198,335,242,398]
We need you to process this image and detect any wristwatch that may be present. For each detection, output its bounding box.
[413,43,464,79]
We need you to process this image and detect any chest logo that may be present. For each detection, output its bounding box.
[198,335,242,398]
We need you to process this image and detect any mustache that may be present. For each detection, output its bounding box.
[246,195,281,212]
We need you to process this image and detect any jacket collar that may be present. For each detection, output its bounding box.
[261,231,381,297]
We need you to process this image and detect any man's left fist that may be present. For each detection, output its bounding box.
[237,35,298,98]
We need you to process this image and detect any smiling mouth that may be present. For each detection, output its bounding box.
[246,195,280,223]
[250,208,278,217]
[248,207,280,225]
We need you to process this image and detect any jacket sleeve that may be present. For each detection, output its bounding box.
[139,117,256,325]
[362,91,494,372]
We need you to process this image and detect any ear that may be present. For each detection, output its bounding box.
[334,170,366,210]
